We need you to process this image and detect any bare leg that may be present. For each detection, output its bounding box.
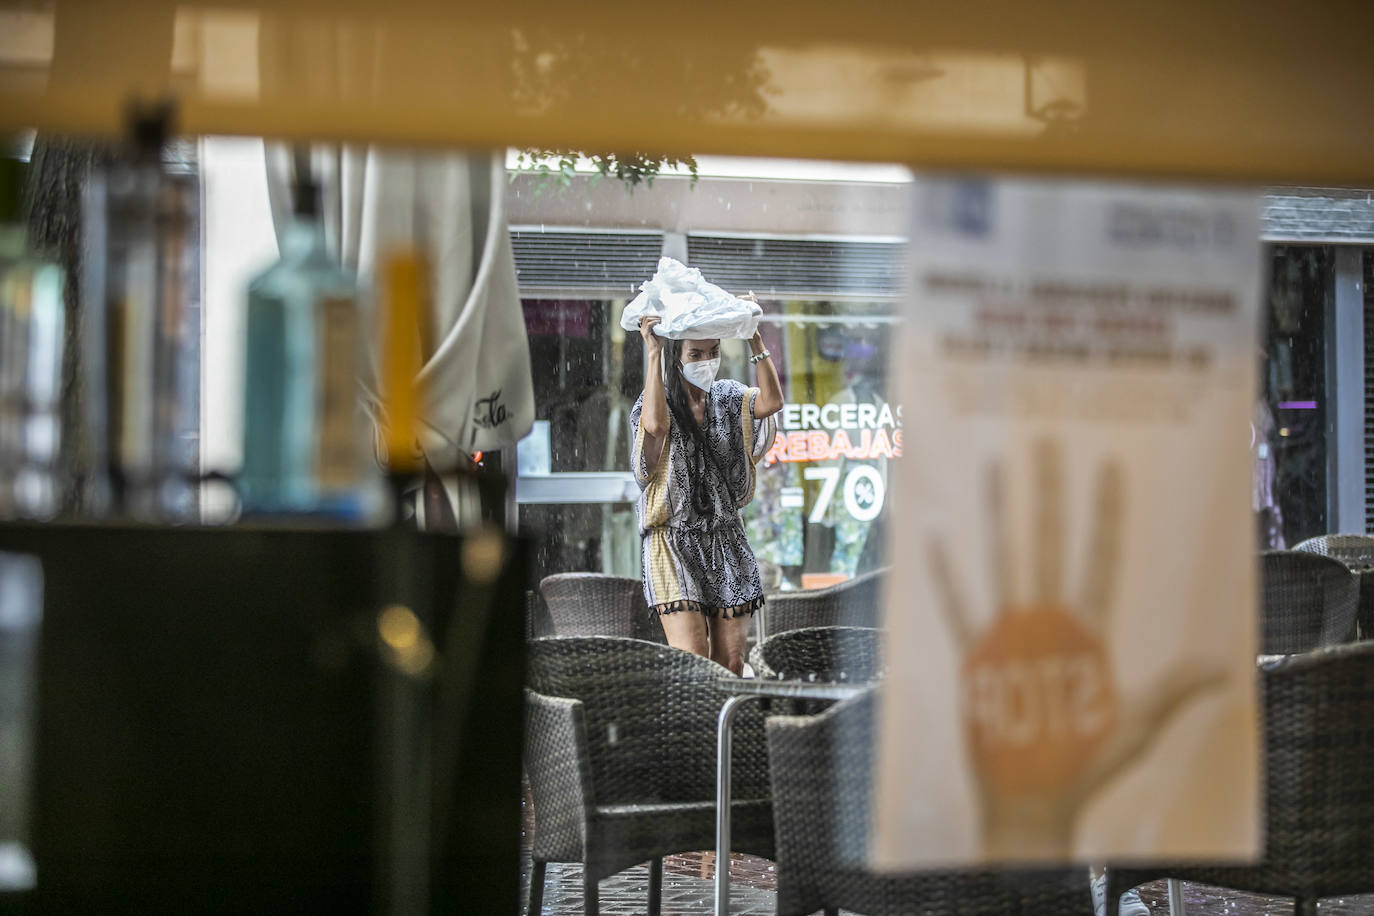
[659,610,709,658]
[709,614,750,675]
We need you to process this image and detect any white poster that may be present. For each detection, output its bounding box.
[873,177,1262,866]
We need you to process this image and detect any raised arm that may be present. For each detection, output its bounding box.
[744,293,783,418]
[638,316,670,469]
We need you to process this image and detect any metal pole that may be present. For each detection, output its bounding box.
[1167,878,1187,916]
[714,695,752,916]
[1325,246,1365,535]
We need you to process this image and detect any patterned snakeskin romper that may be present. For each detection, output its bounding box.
[630,379,777,618]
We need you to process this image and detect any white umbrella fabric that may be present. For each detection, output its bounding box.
[265,145,534,523]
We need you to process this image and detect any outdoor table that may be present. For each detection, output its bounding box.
[714,677,873,916]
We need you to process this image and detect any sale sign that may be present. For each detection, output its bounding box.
[761,399,903,525]
[872,177,1262,866]
[766,401,905,465]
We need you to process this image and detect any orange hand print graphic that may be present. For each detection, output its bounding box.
[929,439,1224,859]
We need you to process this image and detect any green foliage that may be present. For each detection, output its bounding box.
[511,149,698,193]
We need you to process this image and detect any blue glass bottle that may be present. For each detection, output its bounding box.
[240,176,372,519]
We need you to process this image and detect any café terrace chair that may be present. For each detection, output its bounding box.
[538,572,666,644]
[1260,550,1358,655]
[523,636,774,916]
[1293,533,1374,569]
[767,691,1094,916]
[747,625,884,684]
[1107,641,1374,916]
[1294,534,1374,639]
[762,567,889,640]
[525,589,554,640]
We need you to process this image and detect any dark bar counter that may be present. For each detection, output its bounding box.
[0,522,528,915]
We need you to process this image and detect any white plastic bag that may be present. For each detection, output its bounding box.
[619,257,762,340]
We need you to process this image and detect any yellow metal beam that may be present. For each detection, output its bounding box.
[1,0,1372,185]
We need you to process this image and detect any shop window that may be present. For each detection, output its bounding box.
[1259,245,1328,547]
[742,301,899,589]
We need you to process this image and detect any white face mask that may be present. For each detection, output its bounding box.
[680,357,720,392]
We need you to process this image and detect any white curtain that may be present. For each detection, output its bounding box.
[265,145,534,522]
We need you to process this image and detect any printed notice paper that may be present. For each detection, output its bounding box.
[873,178,1262,866]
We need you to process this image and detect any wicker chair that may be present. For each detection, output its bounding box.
[523,636,775,916]
[763,567,889,639]
[767,692,1093,916]
[1293,534,1374,569]
[525,589,554,639]
[1107,641,1374,916]
[538,572,666,644]
[1260,550,1358,654]
[1294,534,1374,639]
[748,625,884,683]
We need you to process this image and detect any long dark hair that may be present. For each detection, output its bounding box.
[663,338,736,517]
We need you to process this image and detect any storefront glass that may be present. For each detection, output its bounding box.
[517,293,902,590]
[518,297,642,579]
[741,301,899,588]
[1258,246,1329,548]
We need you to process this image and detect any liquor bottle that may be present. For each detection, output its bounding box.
[0,157,65,519]
[240,160,375,519]
[81,107,197,520]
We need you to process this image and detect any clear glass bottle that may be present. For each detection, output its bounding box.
[81,113,197,521]
[240,175,374,519]
[0,157,65,520]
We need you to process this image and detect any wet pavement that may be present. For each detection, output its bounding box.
[521,786,1374,915]
[521,847,1374,915]
[1133,883,1374,916]
[520,790,781,915]
[521,852,779,916]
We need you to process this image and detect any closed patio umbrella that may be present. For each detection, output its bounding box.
[265,144,534,524]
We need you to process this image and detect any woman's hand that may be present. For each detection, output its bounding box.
[639,316,664,355]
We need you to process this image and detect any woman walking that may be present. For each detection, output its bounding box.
[630,301,783,674]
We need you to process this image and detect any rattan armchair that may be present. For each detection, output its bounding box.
[525,589,553,639]
[1260,550,1358,654]
[538,572,666,644]
[1295,534,1374,639]
[1107,641,1374,916]
[523,636,774,916]
[1293,534,1374,569]
[767,692,1093,916]
[748,625,884,683]
[763,567,889,639]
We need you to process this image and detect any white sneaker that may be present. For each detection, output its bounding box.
[1091,871,1151,916]
[1118,889,1150,916]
